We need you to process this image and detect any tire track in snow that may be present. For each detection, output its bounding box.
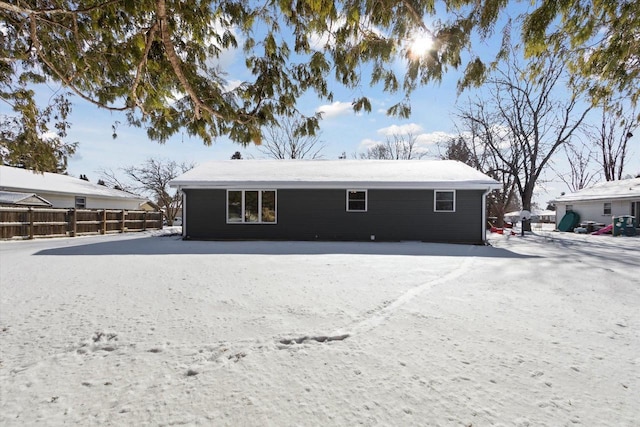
[336,254,477,337]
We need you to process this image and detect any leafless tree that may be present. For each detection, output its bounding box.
[550,141,600,192]
[359,132,427,160]
[101,159,193,225]
[441,126,518,227]
[259,116,325,159]
[96,168,135,193]
[458,48,590,230]
[595,101,638,181]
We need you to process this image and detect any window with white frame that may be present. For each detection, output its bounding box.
[566,204,573,212]
[227,190,276,223]
[434,190,455,212]
[346,190,367,212]
[75,196,86,209]
[603,202,611,215]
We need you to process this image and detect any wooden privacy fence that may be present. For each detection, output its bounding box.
[0,207,163,240]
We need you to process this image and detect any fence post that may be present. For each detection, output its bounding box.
[101,210,107,234]
[142,211,147,231]
[28,207,34,239]
[121,210,126,233]
[70,208,77,237]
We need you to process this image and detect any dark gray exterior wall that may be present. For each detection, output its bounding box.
[184,188,485,243]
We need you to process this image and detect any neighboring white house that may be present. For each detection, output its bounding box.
[553,178,640,227]
[0,166,147,210]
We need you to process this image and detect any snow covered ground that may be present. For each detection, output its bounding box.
[1,229,638,426]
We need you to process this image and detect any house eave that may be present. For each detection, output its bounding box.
[553,194,640,204]
[171,181,502,191]
[0,185,146,202]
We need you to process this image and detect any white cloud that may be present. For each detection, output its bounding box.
[316,101,353,119]
[224,79,243,92]
[377,123,424,137]
[414,131,455,146]
[358,138,382,150]
[377,124,455,146]
[357,127,457,155]
[40,131,59,141]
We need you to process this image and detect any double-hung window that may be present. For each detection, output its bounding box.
[434,190,455,212]
[227,190,276,223]
[603,202,612,215]
[346,190,367,212]
[75,196,86,209]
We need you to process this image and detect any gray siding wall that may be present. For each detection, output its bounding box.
[184,189,485,243]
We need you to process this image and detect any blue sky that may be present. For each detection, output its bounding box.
[3,4,639,207]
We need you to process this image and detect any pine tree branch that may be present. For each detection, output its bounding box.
[28,14,129,112]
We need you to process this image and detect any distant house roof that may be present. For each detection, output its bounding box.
[139,200,162,211]
[0,166,146,202]
[504,209,556,220]
[170,160,501,190]
[553,178,640,203]
[0,190,52,207]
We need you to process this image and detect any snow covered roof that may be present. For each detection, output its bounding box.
[0,190,52,207]
[0,166,146,202]
[170,160,501,190]
[553,178,640,203]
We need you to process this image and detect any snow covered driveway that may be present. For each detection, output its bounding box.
[1,231,638,426]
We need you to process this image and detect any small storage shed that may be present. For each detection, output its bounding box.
[553,178,640,228]
[170,160,501,244]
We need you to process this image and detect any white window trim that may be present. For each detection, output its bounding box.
[603,202,612,215]
[226,190,277,224]
[75,196,86,209]
[434,190,456,212]
[346,189,368,212]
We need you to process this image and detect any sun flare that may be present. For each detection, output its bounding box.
[408,34,434,59]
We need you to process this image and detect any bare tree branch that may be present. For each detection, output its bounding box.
[99,159,194,225]
[359,132,427,159]
[457,47,591,229]
[595,101,639,181]
[259,116,325,159]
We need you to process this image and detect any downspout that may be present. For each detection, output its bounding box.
[181,189,187,239]
[482,188,491,245]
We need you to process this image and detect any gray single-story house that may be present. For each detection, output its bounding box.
[169,160,501,244]
[0,165,147,210]
[553,178,640,228]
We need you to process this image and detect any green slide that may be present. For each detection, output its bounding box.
[557,211,580,232]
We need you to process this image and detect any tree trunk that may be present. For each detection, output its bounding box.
[521,186,534,232]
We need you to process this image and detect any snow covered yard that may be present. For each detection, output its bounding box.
[1,230,638,426]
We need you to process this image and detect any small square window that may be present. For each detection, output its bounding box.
[603,202,611,215]
[434,190,455,212]
[75,196,86,209]
[566,205,573,212]
[347,190,367,212]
